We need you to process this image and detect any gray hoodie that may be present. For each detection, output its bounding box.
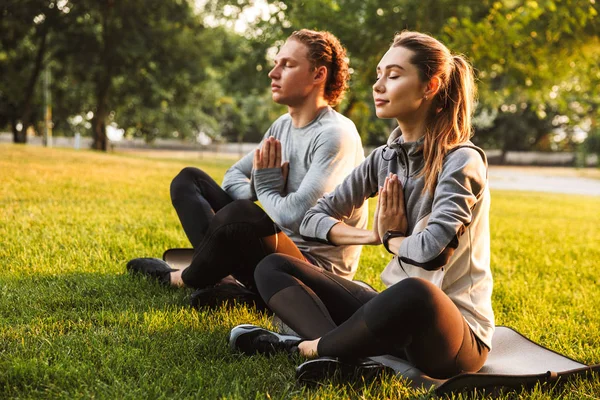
[300,127,495,349]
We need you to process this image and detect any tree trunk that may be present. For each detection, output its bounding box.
[500,145,508,165]
[11,118,26,143]
[91,0,114,152]
[91,112,108,151]
[13,22,49,144]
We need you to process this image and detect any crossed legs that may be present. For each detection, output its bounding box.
[254,254,488,379]
[169,167,304,290]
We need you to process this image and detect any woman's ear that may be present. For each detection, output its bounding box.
[424,76,441,98]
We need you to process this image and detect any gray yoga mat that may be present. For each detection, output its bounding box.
[370,326,599,394]
[163,248,599,394]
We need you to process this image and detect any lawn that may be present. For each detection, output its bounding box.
[1,144,599,399]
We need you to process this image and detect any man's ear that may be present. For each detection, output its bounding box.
[313,66,328,85]
[424,76,441,98]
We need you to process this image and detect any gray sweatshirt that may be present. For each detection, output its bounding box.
[222,106,368,279]
[300,128,495,349]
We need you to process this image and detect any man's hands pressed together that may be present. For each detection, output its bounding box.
[253,137,289,192]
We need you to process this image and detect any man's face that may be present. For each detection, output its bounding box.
[268,39,316,107]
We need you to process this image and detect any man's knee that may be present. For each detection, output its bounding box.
[211,200,276,236]
[170,167,210,202]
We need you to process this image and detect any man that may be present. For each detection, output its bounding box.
[127,29,368,309]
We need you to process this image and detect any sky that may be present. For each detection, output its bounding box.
[196,0,275,33]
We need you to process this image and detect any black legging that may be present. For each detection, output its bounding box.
[255,254,489,379]
[170,167,304,290]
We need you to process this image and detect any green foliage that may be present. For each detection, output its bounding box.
[1,0,599,151]
[0,0,72,141]
[226,0,600,147]
[1,144,599,398]
[443,0,599,152]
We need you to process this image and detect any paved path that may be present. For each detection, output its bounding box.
[117,150,600,197]
[488,167,600,196]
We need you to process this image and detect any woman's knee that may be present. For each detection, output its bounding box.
[254,253,289,282]
[369,278,440,318]
[400,276,438,296]
[253,254,300,296]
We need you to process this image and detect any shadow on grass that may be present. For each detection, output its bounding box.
[0,272,436,399]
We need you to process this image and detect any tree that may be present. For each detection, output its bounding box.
[213,0,600,149]
[0,0,71,143]
[52,0,214,150]
[442,0,599,156]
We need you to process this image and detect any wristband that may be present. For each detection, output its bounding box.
[382,230,406,254]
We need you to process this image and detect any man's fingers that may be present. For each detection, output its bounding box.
[262,140,271,164]
[274,140,282,168]
[254,148,261,169]
[268,138,278,168]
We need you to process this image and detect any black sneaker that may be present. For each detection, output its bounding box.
[228,324,301,356]
[190,283,269,312]
[126,258,177,285]
[296,357,394,385]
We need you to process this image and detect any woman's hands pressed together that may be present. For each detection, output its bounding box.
[377,174,408,250]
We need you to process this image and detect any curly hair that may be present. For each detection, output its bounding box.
[289,29,350,106]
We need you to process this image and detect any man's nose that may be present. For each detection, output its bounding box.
[268,66,280,79]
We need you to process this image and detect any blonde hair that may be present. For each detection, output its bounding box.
[392,31,476,195]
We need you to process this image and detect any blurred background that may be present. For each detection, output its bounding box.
[1,0,599,165]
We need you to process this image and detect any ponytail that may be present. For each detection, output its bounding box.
[392,31,476,196]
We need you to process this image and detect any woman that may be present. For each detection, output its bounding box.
[229,31,494,380]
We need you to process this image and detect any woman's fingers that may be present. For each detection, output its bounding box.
[391,174,401,211]
[397,176,405,208]
[388,174,396,211]
[380,177,388,210]
[378,174,408,239]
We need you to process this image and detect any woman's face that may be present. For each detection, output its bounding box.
[373,46,428,121]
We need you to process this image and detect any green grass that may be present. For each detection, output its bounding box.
[1,144,599,399]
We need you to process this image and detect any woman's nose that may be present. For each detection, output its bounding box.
[373,80,384,93]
